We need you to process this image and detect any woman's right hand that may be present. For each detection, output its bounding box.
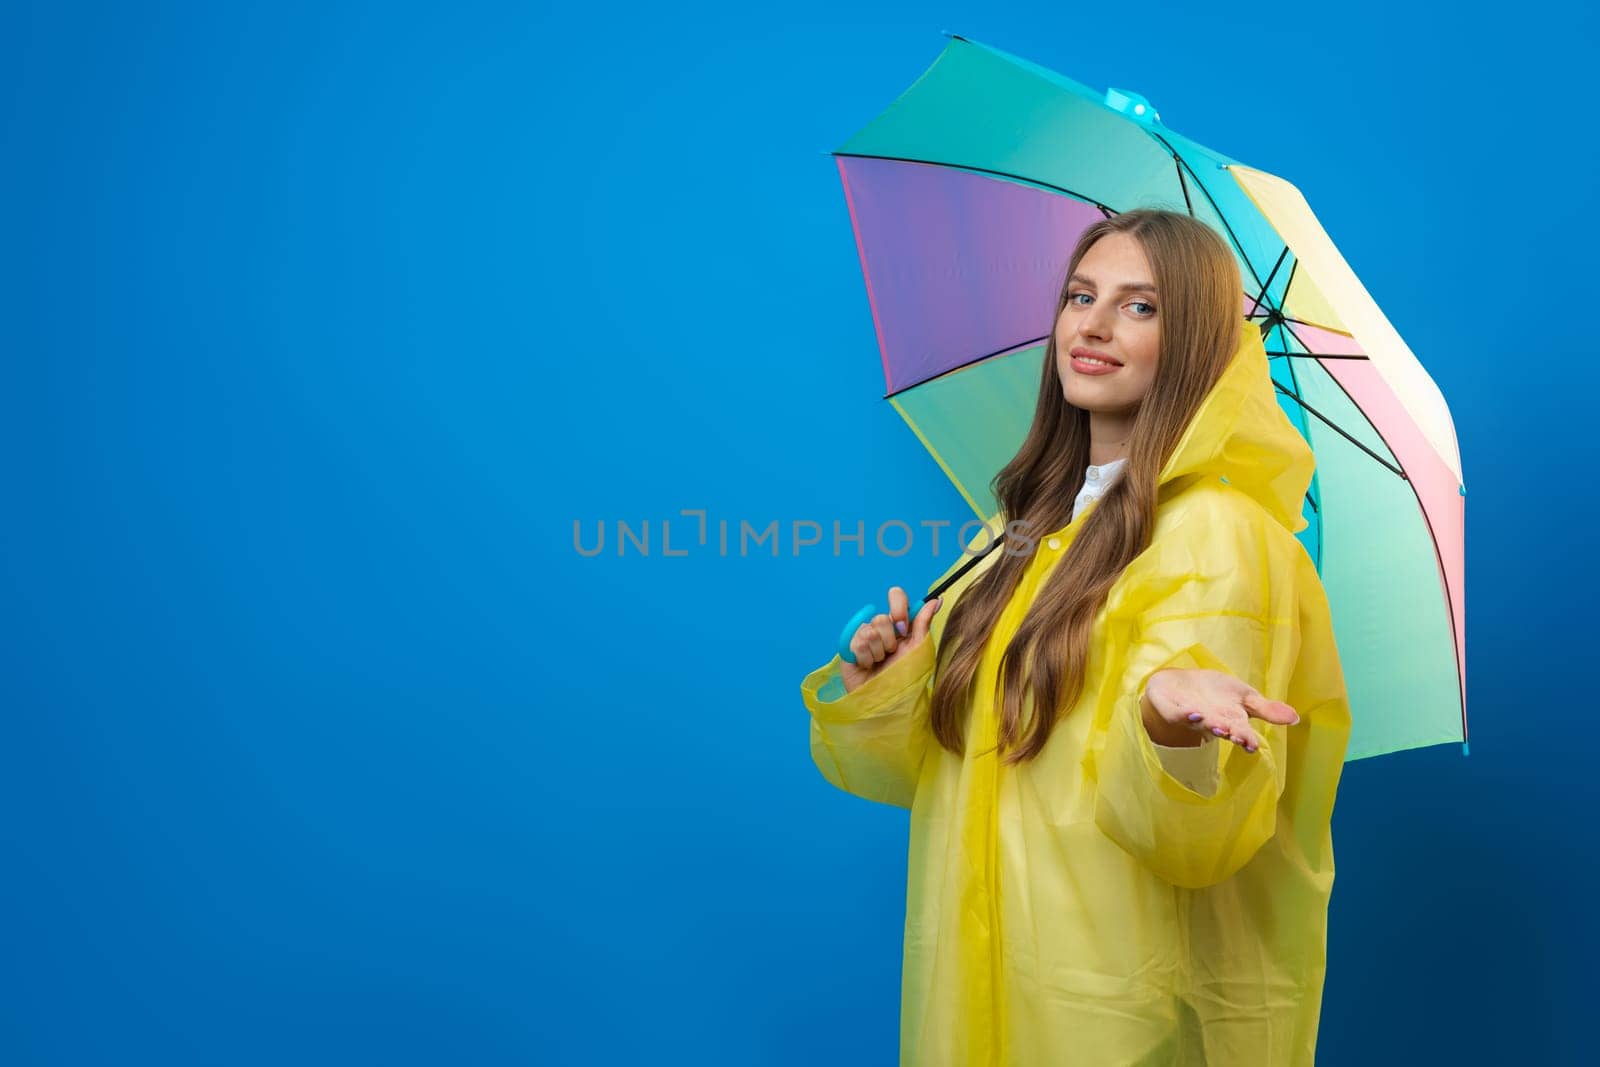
[839,585,944,694]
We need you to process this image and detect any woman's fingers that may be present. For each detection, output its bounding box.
[848,586,920,674]
[1151,669,1292,755]
[850,614,902,669]
[1227,724,1262,752]
[887,586,910,636]
[870,612,899,655]
[848,589,937,673]
[1215,689,1298,752]
[909,596,943,641]
[851,623,886,667]
[1241,688,1301,726]
[1187,705,1262,753]
[1207,721,1259,752]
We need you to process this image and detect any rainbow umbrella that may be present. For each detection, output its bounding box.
[829,33,1465,761]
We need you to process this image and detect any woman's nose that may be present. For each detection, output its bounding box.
[1083,305,1115,339]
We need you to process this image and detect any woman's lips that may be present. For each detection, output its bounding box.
[1070,355,1121,375]
[1070,346,1122,373]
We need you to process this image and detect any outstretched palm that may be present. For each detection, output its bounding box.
[1143,667,1300,754]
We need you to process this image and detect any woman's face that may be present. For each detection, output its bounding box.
[1054,232,1162,414]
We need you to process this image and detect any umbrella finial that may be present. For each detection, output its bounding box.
[1104,87,1161,126]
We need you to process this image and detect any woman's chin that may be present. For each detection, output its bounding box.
[1063,385,1117,408]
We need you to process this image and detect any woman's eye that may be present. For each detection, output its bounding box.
[1068,293,1155,316]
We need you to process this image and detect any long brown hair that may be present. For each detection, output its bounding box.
[929,209,1243,764]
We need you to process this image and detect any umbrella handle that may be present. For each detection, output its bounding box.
[837,597,927,664]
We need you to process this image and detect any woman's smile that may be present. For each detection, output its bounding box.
[1070,346,1123,374]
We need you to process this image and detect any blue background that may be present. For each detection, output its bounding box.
[3,1,1593,1063]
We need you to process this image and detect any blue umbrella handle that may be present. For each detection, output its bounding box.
[837,597,927,664]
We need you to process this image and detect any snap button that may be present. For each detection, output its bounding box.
[1087,468,1100,483]
[1047,537,1061,551]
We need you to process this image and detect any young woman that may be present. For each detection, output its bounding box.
[801,209,1352,1066]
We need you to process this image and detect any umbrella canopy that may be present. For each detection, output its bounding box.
[831,33,1464,761]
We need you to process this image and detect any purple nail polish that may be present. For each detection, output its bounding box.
[1212,727,1226,736]
[1186,713,1202,722]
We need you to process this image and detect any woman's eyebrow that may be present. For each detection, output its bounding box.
[1067,273,1158,295]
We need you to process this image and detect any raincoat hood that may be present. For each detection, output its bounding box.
[1156,321,1315,535]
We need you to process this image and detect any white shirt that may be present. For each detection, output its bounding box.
[1152,727,1220,794]
[1071,456,1130,521]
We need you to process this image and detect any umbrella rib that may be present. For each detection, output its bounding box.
[831,151,1117,213]
[1270,284,1325,574]
[1273,260,1358,336]
[1281,313,1352,336]
[1248,256,1358,359]
[1270,379,1406,480]
[1142,126,1290,322]
[1275,312,1373,360]
[1145,131,1276,300]
[884,334,1049,399]
[1276,313,1362,369]
[1253,246,1291,314]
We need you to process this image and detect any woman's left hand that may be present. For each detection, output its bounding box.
[1141,667,1300,754]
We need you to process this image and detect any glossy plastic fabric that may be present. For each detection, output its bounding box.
[801,326,1353,1065]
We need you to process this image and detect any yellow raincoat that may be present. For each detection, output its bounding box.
[801,325,1352,1066]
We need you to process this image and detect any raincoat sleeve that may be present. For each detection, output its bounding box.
[800,640,936,810]
[1091,492,1313,889]
[798,520,1002,810]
